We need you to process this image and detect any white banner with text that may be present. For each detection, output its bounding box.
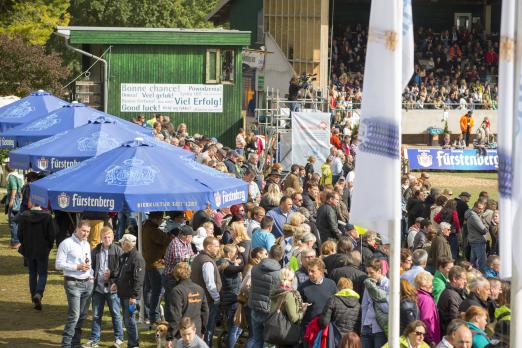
[120,83,223,113]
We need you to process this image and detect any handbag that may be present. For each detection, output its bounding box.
[263,292,301,346]
[233,303,248,329]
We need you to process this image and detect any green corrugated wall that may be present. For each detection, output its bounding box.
[106,45,243,147]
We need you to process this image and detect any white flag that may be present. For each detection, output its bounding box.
[510,0,522,282]
[402,0,414,88]
[498,0,516,279]
[350,0,402,243]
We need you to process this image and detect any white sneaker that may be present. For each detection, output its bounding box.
[112,339,124,348]
[82,341,99,348]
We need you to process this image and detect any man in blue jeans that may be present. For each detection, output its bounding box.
[83,227,124,348]
[114,234,146,348]
[142,212,171,326]
[55,221,94,348]
[190,236,222,347]
[15,202,56,310]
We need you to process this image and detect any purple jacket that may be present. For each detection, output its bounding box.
[417,289,441,345]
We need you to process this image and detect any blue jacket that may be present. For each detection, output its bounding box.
[251,229,276,251]
[467,322,490,348]
[266,207,290,238]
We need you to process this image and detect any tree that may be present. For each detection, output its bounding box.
[0,0,70,45]
[0,34,70,97]
[70,0,218,28]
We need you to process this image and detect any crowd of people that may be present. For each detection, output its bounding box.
[328,23,499,113]
[6,118,509,348]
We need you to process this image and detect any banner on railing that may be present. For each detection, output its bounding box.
[291,112,331,172]
[407,148,498,171]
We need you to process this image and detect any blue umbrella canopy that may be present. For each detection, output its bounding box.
[30,139,247,212]
[0,102,151,148]
[9,117,193,172]
[0,90,69,133]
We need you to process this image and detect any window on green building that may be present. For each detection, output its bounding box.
[206,49,235,84]
[221,50,234,83]
[206,49,220,83]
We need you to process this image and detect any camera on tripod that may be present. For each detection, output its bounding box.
[298,73,317,90]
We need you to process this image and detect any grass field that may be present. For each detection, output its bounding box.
[0,170,498,347]
[0,214,156,348]
[416,171,498,202]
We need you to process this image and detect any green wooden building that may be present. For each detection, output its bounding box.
[56,26,251,146]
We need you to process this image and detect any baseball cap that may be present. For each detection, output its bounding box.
[459,192,472,198]
[346,223,355,231]
[179,225,197,236]
[119,233,137,244]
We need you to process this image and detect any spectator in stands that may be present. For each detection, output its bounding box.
[415,272,441,345]
[465,306,490,347]
[400,279,419,334]
[432,256,454,304]
[465,201,489,271]
[247,245,283,348]
[435,319,473,348]
[460,277,490,314]
[438,266,468,334]
[361,257,389,348]
[319,277,361,335]
[266,196,293,238]
[401,249,429,286]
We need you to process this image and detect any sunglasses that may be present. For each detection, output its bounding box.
[415,331,425,337]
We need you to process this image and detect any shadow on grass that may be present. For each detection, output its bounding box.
[0,299,68,331]
[0,336,62,347]
[0,253,26,276]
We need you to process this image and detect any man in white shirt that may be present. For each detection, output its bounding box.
[246,206,265,238]
[331,150,344,184]
[55,221,93,348]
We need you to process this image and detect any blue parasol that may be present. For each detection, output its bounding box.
[0,102,151,148]
[9,117,193,171]
[30,138,247,212]
[0,90,69,134]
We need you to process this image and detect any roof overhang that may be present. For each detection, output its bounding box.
[55,26,251,46]
[206,0,233,24]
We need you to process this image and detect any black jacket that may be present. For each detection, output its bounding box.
[330,265,368,298]
[16,209,56,259]
[319,290,361,334]
[406,198,425,227]
[459,292,488,313]
[248,258,281,313]
[115,248,146,299]
[165,279,209,340]
[455,197,469,227]
[217,256,244,306]
[361,242,388,268]
[91,243,124,290]
[400,299,419,334]
[316,204,340,242]
[438,283,467,334]
[302,192,318,219]
[323,253,350,276]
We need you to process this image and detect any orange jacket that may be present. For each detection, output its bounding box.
[460,115,474,133]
